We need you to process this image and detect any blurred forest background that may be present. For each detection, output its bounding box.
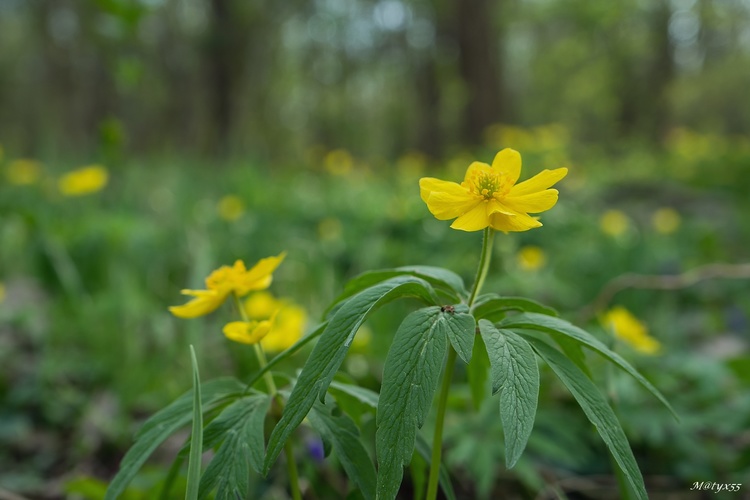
[1,0,750,498]
[3,0,750,159]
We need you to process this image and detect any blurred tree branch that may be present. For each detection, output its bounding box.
[580,262,750,323]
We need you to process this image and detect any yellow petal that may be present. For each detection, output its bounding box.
[238,253,287,294]
[491,148,522,184]
[450,202,492,231]
[223,320,273,345]
[503,189,559,214]
[169,289,227,318]
[509,167,568,197]
[262,304,307,352]
[489,210,542,233]
[426,190,481,220]
[419,177,467,203]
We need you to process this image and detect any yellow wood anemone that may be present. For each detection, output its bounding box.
[419,148,567,232]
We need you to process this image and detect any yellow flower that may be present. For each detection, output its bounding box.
[244,291,307,352]
[517,245,546,271]
[6,159,42,185]
[169,254,286,319]
[419,148,567,232]
[58,165,108,196]
[602,306,660,355]
[0,282,6,303]
[324,149,354,176]
[217,195,245,221]
[223,319,275,345]
[652,207,681,234]
[600,209,630,237]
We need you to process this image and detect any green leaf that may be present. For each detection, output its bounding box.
[472,294,558,322]
[442,304,476,364]
[264,276,438,473]
[500,313,676,418]
[329,381,379,409]
[105,378,245,500]
[414,434,456,500]
[243,322,328,390]
[467,334,490,411]
[376,306,455,500]
[328,266,465,314]
[198,395,271,499]
[308,402,377,500]
[478,320,539,469]
[526,338,648,500]
[186,346,203,500]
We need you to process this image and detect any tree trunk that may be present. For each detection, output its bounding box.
[456,0,503,144]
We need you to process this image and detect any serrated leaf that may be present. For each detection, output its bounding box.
[198,395,271,499]
[186,346,203,500]
[526,338,648,500]
[442,304,475,364]
[327,266,465,316]
[467,334,490,411]
[478,320,539,469]
[264,276,438,473]
[472,295,558,322]
[414,433,456,500]
[308,402,377,500]
[500,313,676,418]
[376,306,454,500]
[105,378,245,500]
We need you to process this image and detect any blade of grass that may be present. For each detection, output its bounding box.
[186,346,203,500]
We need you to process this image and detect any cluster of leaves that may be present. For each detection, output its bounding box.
[106,265,674,499]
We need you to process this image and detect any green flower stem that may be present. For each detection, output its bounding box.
[426,227,495,500]
[232,292,301,500]
[468,227,495,307]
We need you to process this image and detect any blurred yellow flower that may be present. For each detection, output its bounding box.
[0,282,5,303]
[318,217,343,242]
[244,291,307,352]
[324,149,354,176]
[217,195,245,221]
[6,159,42,185]
[652,207,681,234]
[169,254,286,319]
[517,245,546,271]
[397,151,428,177]
[58,165,108,196]
[602,306,660,355]
[600,209,630,237]
[351,325,372,351]
[223,318,274,345]
[419,148,567,232]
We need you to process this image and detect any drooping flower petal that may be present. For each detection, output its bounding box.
[491,148,522,184]
[223,319,274,345]
[489,209,542,232]
[450,202,492,231]
[509,168,568,197]
[169,289,228,318]
[426,190,481,220]
[503,189,560,213]
[419,177,468,203]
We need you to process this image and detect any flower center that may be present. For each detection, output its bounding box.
[467,170,511,200]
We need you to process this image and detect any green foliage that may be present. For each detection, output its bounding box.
[376,307,455,499]
[186,346,203,500]
[104,378,244,500]
[525,338,648,500]
[478,320,539,469]
[308,401,377,500]
[198,395,271,499]
[264,276,440,472]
